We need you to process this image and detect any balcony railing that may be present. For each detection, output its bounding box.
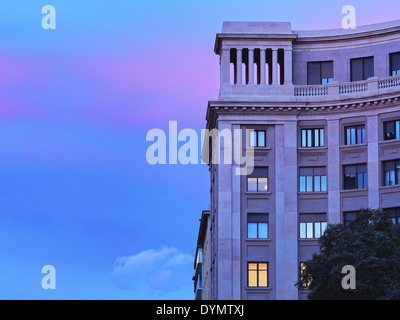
[220,75,400,102]
[294,85,328,97]
[294,75,400,99]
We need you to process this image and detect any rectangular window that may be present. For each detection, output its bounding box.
[383,159,400,186]
[343,211,359,225]
[384,120,400,141]
[299,167,327,192]
[390,52,400,76]
[385,207,400,224]
[299,214,327,239]
[247,167,269,192]
[345,125,366,145]
[249,130,266,147]
[344,164,368,190]
[299,262,311,289]
[247,214,268,239]
[301,128,325,148]
[248,262,268,287]
[307,61,334,85]
[351,57,374,81]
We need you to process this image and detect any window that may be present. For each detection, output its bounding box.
[307,61,334,85]
[299,167,327,192]
[343,211,360,225]
[344,164,368,190]
[384,120,400,141]
[299,214,327,239]
[247,167,269,192]
[385,207,400,224]
[383,160,400,186]
[249,130,266,147]
[390,52,400,76]
[345,125,366,145]
[248,262,268,287]
[247,214,268,239]
[301,128,325,148]
[299,262,311,289]
[351,57,374,81]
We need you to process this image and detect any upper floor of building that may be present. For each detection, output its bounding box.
[216,20,400,102]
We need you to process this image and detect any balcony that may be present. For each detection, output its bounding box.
[294,76,400,101]
[218,75,400,103]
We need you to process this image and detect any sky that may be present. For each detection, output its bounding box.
[1,0,400,300]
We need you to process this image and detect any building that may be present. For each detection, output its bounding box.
[197,20,400,300]
[193,210,210,300]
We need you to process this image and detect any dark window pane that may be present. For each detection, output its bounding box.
[364,57,374,79]
[391,52,400,75]
[299,168,313,176]
[248,214,268,223]
[321,61,333,79]
[385,121,396,140]
[314,167,326,176]
[307,62,321,85]
[351,58,364,81]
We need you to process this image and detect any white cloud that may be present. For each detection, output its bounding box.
[112,246,194,298]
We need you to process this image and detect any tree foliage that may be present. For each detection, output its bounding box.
[296,209,400,300]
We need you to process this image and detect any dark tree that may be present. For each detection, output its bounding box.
[296,209,400,300]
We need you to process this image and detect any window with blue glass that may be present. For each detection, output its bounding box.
[299,167,327,192]
[345,125,366,145]
[384,120,400,141]
[247,214,268,239]
[299,213,327,239]
[307,61,334,85]
[249,130,266,147]
[390,52,400,76]
[383,159,400,186]
[301,128,325,148]
[344,164,368,190]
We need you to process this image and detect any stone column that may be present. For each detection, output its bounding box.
[272,49,278,85]
[236,48,243,85]
[260,49,266,85]
[248,49,254,85]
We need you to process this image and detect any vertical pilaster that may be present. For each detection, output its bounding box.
[275,122,298,300]
[216,121,233,299]
[327,120,341,224]
[368,115,380,209]
[220,48,231,95]
[284,49,293,85]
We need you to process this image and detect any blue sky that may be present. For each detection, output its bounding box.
[1,0,400,299]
